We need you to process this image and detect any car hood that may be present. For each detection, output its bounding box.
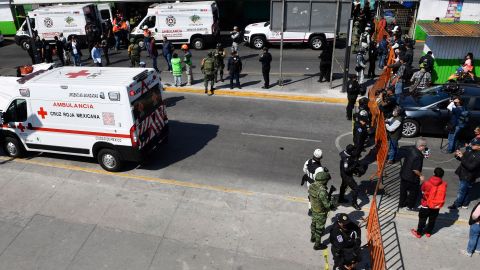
[245,22,268,31]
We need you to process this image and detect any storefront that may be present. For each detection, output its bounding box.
[376,0,420,37]
[419,22,480,83]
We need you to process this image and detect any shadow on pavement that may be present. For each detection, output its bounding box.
[164,95,185,107]
[140,120,219,170]
[241,80,261,87]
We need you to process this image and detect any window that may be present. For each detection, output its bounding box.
[100,10,110,21]
[473,98,480,111]
[142,16,156,29]
[131,84,161,122]
[4,99,27,123]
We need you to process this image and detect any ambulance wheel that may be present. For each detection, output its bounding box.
[21,39,30,51]
[3,137,23,158]
[191,37,205,50]
[97,149,122,172]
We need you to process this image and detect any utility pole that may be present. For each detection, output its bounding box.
[278,0,285,86]
[342,19,353,93]
[329,0,340,89]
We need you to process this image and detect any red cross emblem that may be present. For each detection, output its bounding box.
[17,123,25,132]
[66,70,90,78]
[37,107,48,119]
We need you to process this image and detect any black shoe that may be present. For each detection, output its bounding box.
[352,202,361,210]
[204,90,208,94]
[308,209,312,216]
[338,198,349,204]
[261,86,267,89]
[310,236,316,243]
[346,118,352,121]
[448,204,457,210]
[313,243,328,250]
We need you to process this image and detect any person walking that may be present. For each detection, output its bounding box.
[128,38,141,67]
[171,53,183,87]
[355,49,367,84]
[259,47,272,89]
[214,43,226,83]
[397,138,428,210]
[162,36,173,72]
[318,45,332,83]
[230,26,242,53]
[352,116,369,159]
[100,34,111,66]
[41,38,52,63]
[149,37,159,72]
[227,51,242,89]
[367,41,377,79]
[91,42,102,67]
[201,51,216,95]
[54,36,65,66]
[346,75,361,120]
[447,97,469,153]
[181,44,193,85]
[338,144,361,210]
[448,138,480,210]
[329,213,362,270]
[302,149,326,216]
[309,170,333,250]
[377,35,388,70]
[70,37,82,66]
[462,201,480,257]
[386,106,403,164]
[411,167,447,238]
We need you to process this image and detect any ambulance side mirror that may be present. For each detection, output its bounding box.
[0,110,4,125]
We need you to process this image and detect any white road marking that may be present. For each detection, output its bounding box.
[335,131,353,151]
[241,132,322,143]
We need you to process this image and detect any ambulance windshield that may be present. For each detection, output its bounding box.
[131,84,162,122]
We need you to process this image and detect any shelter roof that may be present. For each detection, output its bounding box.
[418,22,480,38]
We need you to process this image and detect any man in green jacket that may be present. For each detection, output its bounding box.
[309,170,334,250]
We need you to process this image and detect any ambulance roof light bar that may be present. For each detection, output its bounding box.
[17,69,48,85]
[133,70,149,82]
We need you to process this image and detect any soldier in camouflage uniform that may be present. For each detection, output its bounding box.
[351,21,360,53]
[308,170,333,250]
[201,51,217,95]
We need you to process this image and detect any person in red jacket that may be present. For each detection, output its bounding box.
[411,167,447,238]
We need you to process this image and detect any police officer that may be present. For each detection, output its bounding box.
[346,75,361,120]
[318,45,332,83]
[339,144,361,210]
[302,149,325,216]
[309,170,333,250]
[352,116,369,159]
[329,213,362,270]
[201,51,216,94]
[214,43,226,83]
[259,47,272,89]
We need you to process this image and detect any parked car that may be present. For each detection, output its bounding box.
[243,21,334,50]
[400,84,480,138]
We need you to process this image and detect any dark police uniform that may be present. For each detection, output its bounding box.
[329,214,362,270]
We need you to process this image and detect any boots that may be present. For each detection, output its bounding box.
[313,242,328,250]
[310,234,316,243]
[352,201,361,210]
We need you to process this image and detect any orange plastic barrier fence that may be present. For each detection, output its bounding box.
[365,46,396,270]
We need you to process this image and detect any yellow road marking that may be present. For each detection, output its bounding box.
[0,156,469,226]
[164,87,348,104]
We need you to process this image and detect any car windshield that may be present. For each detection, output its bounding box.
[414,85,450,107]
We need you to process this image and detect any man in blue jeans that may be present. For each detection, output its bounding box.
[377,35,388,70]
[447,97,467,153]
[449,138,480,210]
[462,201,480,256]
[386,106,403,164]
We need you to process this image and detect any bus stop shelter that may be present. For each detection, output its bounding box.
[418,22,480,84]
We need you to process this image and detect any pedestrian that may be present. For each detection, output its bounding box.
[318,45,332,83]
[227,50,242,89]
[143,25,151,52]
[329,213,362,270]
[162,36,173,72]
[181,44,193,85]
[34,36,43,63]
[149,36,159,72]
[465,126,480,150]
[346,75,361,120]
[201,51,216,95]
[409,64,431,93]
[214,43,226,83]
[259,47,272,89]
[351,21,360,53]
[41,38,52,63]
[419,51,434,73]
[171,53,183,87]
[387,57,407,102]
[302,149,326,216]
[91,42,102,67]
[70,37,82,66]
[367,40,377,79]
[461,201,480,257]
[377,35,388,70]
[231,26,242,53]
[128,38,141,67]
[53,36,65,66]
[386,106,403,164]
[352,116,369,159]
[355,49,367,84]
[360,27,370,50]
[308,169,333,250]
[59,33,69,65]
[447,97,469,153]
[379,86,397,118]
[448,138,480,210]
[113,17,121,51]
[100,34,110,66]
[26,36,36,65]
[411,167,447,238]
[397,138,428,210]
[338,144,361,210]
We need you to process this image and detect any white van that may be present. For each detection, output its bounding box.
[0,67,169,171]
[131,1,219,50]
[15,3,112,50]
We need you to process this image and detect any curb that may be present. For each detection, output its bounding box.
[163,86,348,104]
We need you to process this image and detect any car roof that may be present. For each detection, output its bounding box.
[29,4,92,13]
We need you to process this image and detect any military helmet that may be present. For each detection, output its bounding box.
[354,21,360,26]
[314,170,331,184]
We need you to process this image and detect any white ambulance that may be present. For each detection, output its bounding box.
[0,67,169,172]
[131,1,219,50]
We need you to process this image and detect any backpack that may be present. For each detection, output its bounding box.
[203,57,214,73]
[426,181,447,209]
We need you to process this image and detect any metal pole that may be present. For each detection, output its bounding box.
[279,0,285,86]
[329,0,340,89]
[342,18,353,93]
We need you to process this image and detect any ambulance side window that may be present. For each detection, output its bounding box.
[143,16,156,28]
[4,99,27,123]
